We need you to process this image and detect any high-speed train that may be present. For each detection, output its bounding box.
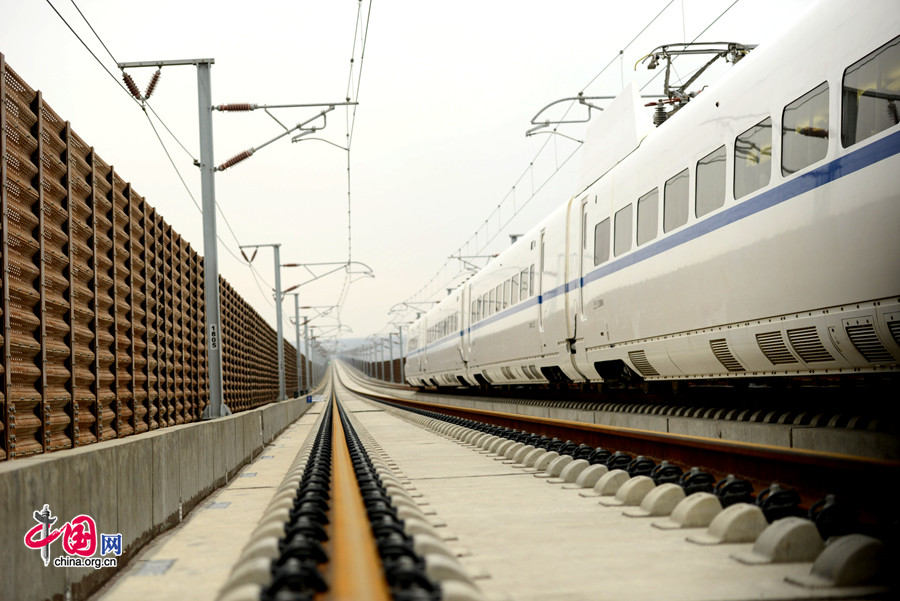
[404,0,899,389]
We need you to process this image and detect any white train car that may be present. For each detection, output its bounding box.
[405,290,467,388]
[406,0,900,388]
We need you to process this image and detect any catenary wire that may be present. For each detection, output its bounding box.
[46,0,276,308]
[399,0,745,309]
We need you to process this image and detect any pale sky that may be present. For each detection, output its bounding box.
[1,0,812,352]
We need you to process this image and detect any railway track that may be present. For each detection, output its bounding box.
[340,365,899,541]
[214,379,486,601]
[96,362,894,601]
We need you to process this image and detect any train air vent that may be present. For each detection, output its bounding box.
[528,365,541,379]
[844,320,893,363]
[886,314,900,346]
[755,331,797,365]
[787,326,833,362]
[627,350,660,377]
[709,339,745,372]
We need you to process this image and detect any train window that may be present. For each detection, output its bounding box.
[503,280,510,309]
[696,145,726,217]
[511,274,519,304]
[472,301,477,323]
[734,117,772,199]
[488,290,494,316]
[842,35,900,147]
[495,284,502,312]
[664,169,689,232]
[520,268,529,299]
[593,219,610,265]
[482,294,488,319]
[783,82,829,175]
[529,265,535,296]
[636,188,659,246]
[614,204,633,257]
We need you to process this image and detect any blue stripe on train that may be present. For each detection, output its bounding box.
[407,129,900,358]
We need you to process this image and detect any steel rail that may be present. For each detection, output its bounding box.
[327,392,392,601]
[345,383,900,524]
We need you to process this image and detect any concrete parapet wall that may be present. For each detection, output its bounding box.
[0,397,313,601]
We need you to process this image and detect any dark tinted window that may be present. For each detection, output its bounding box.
[735,117,772,199]
[614,204,633,256]
[593,219,610,265]
[636,188,658,246]
[842,35,900,147]
[664,169,689,232]
[696,146,726,217]
[783,82,829,175]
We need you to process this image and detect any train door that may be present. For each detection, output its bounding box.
[565,196,586,341]
[578,198,588,324]
[538,229,546,340]
[458,286,468,367]
[421,317,428,373]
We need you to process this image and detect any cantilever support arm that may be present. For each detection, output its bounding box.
[281,261,374,293]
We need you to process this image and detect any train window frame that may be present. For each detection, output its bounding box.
[782,81,829,176]
[488,289,494,317]
[593,219,610,266]
[495,284,502,312]
[511,274,519,305]
[520,268,529,299]
[529,265,535,296]
[664,169,689,233]
[614,204,633,257]
[841,35,900,148]
[734,116,773,199]
[696,145,726,217]
[503,280,510,309]
[636,188,659,246]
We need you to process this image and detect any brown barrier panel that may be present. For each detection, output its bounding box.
[1,53,9,460]
[0,56,309,460]
[4,64,42,457]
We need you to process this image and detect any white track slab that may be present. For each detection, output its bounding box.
[343,391,881,601]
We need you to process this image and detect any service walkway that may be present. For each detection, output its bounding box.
[90,402,326,601]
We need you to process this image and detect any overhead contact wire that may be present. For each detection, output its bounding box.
[400,0,743,309]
